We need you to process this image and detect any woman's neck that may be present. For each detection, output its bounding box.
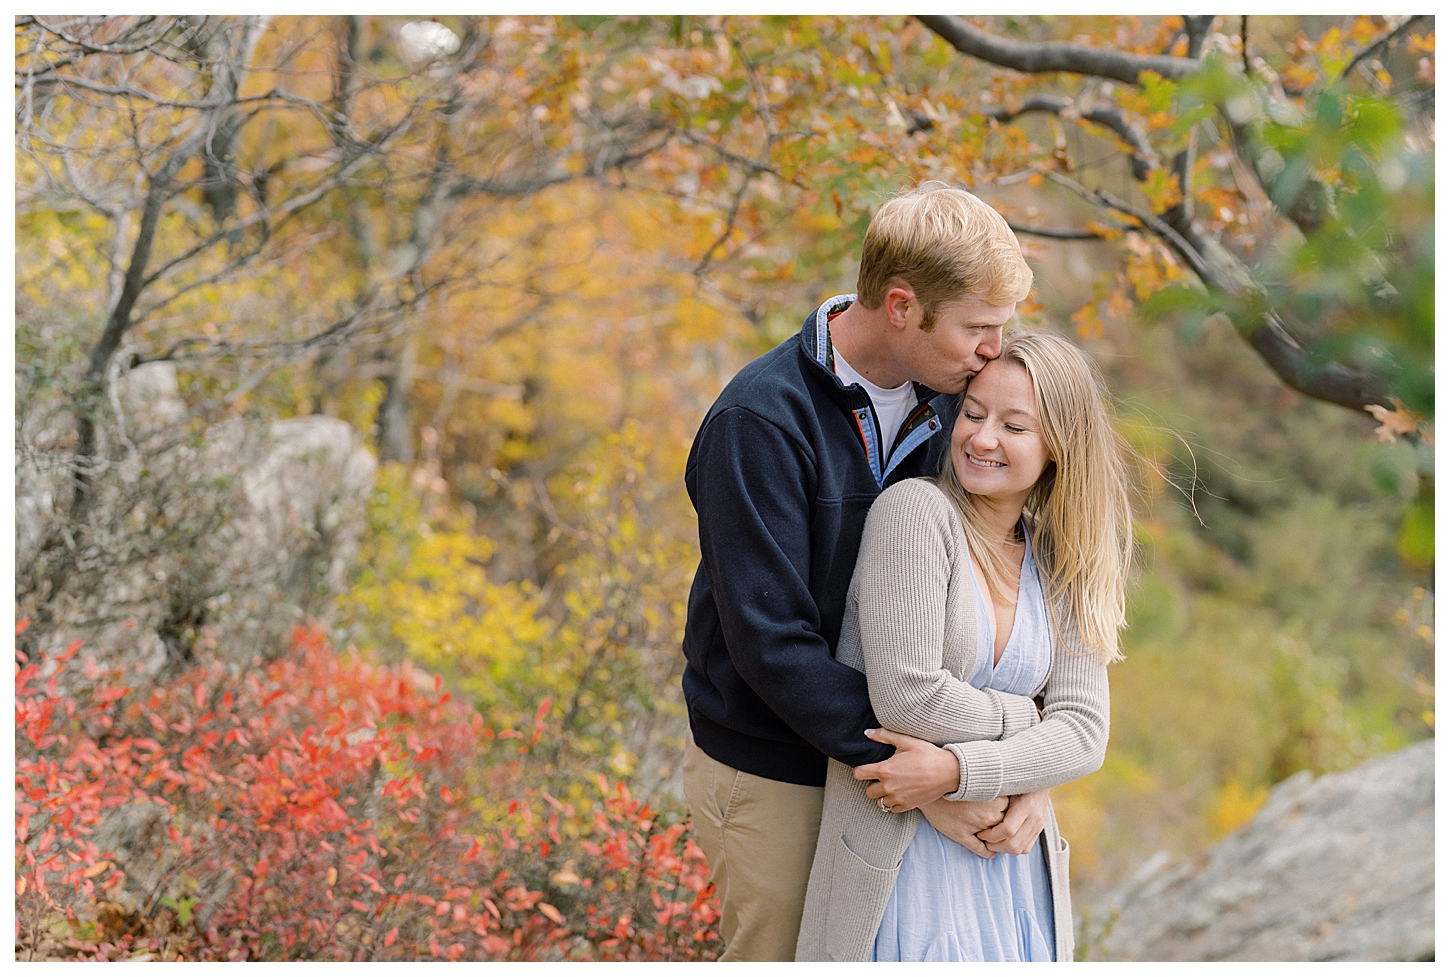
[972,492,1027,547]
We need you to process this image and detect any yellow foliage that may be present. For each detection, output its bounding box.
[341,464,554,719]
[1208,779,1269,841]
[1140,169,1182,214]
[342,418,697,774]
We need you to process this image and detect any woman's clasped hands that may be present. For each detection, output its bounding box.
[854,727,1049,859]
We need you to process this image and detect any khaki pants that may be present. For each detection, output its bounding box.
[683,734,825,962]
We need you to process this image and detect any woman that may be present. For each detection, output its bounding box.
[795,329,1135,962]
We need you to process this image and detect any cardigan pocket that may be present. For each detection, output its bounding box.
[823,832,901,961]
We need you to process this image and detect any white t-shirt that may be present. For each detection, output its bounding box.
[835,349,917,454]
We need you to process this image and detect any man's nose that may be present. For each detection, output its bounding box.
[978,327,1003,361]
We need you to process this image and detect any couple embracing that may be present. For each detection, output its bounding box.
[680,183,1134,962]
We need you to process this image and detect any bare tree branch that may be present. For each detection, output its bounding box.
[981,93,1161,180]
[1007,222,1115,240]
[1335,15,1433,87]
[30,15,175,57]
[918,15,1401,414]
[918,15,1200,85]
[1044,170,1390,410]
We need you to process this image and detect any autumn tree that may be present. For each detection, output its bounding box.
[13,15,689,650]
[600,14,1432,563]
[915,14,1433,562]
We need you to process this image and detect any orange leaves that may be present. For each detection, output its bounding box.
[1084,219,1126,243]
[1070,233,1189,341]
[1140,169,1182,215]
[1123,231,1189,301]
[1365,400,1431,444]
[17,624,720,962]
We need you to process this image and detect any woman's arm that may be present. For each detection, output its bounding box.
[855,480,1040,745]
[861,619,1108,812]
[852,480,1109,809]
[940,609,1109,802]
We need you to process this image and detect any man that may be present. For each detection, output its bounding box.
[680,183,1046,961]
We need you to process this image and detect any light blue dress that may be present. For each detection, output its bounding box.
[871,528,1056,962]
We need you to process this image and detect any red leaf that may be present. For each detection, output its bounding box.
[383,927,398,947]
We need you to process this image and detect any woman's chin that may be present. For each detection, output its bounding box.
[953,472,1031,510]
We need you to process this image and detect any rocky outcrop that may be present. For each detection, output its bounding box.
[19,361,377,672]
[1085,740,1434,961]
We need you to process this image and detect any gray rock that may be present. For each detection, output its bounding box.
[239,414,378,594]
[1085,740,1434,961]
[20,361,377,672]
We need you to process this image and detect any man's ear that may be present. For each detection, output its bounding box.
[884,283,917,330]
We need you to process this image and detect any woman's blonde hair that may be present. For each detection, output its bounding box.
[934,330,1135,664]
[857,182,1033,329]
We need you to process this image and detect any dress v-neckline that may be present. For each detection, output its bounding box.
[970,525,1032,672]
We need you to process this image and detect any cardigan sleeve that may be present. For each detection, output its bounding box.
[942,606,1110,801]
[856,480,1041,747]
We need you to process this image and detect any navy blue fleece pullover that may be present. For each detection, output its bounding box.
[681,294,956,787]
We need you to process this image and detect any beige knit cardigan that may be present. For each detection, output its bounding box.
[795,478,1110,962]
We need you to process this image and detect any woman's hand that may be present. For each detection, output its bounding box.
[853,728,961,811]
[976,790,1050,856]
[920,796,1009,858]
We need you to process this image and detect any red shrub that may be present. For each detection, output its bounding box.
[15,620,720,961]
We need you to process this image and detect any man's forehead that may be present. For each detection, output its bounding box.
[942,296,1015,325]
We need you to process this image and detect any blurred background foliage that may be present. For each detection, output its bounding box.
[14,13,1433,948]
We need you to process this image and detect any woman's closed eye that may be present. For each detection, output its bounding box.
[964,410,1026,435]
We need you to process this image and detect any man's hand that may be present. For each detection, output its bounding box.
[853,728,960,812]
[920,796,1009,859]
[976,790,1050,856]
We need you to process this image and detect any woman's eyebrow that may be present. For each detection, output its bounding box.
[963,396,1037,421]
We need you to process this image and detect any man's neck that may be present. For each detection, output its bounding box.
[827,300,910,389]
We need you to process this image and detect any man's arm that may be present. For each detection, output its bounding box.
[691,405,892,767]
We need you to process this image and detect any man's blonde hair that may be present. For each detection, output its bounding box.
[857,182,1033,329]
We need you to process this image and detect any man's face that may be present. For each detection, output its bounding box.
[898,295,1015,394]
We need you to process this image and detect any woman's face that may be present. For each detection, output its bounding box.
[951,358,1051,508]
